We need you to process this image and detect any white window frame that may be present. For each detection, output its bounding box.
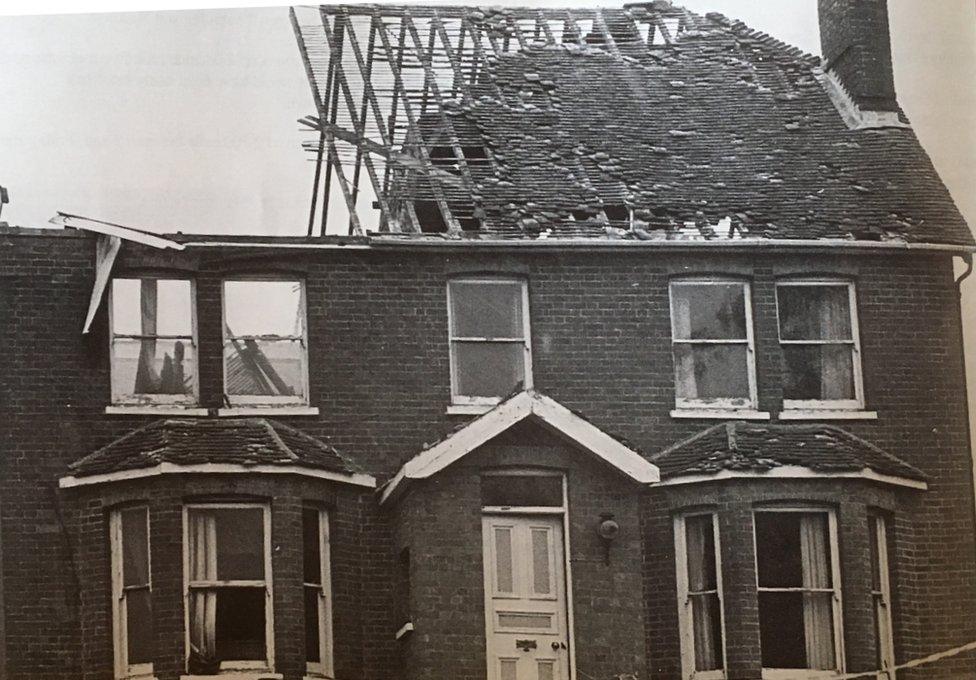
[304,507,334,679]
[674,511,727,680]
[870,514,896,680]
[109,277,199,406]
[669,279,758,411]
[110,505,154,680]
[181,503,275,673]
[775,280,864,412]
[753,506,845,680]
[447,278,533,408]
[221,278,310,407]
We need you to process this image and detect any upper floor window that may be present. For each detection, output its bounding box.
[869,513,895,678]
[223,280,308,407]
[675,512,726,680]
[185,504,273,674]
[303,506,334,678]
[754,508,842,678]
[110,278,196,405]
[669,280,756,410]
[776,281,863,411]
[110,505,153,679]
[448,278,532,408]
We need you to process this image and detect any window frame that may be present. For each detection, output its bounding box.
[304,507,335,679]
[668,279,758,411]
[181,502,275,674]
[869,513,896,679]
[752,506,845,680]
[774,280,864,412]
[110,505,154,680]
[221,277,310,407]
[674,511,727,680]
[447,277,533,408]
[109,277,199,406]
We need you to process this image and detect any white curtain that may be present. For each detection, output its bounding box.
[189,512,217,660]
[673,293,698,399]
[687,518,718,671]
[800,514,834,670]
[818,290,850,400]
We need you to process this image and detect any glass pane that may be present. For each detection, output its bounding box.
[224,280,303,338]
[450,281,524,338]
[215,587,266,662]
[685,515,716,592]
[868,516,882,591]
[207,508,265,581]
[126,588,154,665]
[303,508,322,585]
[305,586,321,663]
[691,593,723,672]
[112,338,196,397]
[482,476,562,508]
[494,527,514,593]
[224,339,305,399]
[498,612,552,629]
[121,506,149,588]
[500,658,518,680]
[673,344,749,400]
[759,591,807,668]
[531,529,551,595]
[778,285,852,341]
[538,660,555,680]
[755,514,803,588]
[783,345,854,401]
[453,342,525,399]
[671,283,746,340]
[112,278,192,336]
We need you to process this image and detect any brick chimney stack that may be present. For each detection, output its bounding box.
[819,0,898,112]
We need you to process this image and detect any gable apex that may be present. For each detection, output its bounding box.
[379,391,659,504]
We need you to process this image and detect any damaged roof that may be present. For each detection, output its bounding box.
[65,418,364,479]
[651,421,926,484]
[294,4,974,246]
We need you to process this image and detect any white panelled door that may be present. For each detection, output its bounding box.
[483,515,571,680]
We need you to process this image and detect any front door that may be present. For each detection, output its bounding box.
[483,515,571,680]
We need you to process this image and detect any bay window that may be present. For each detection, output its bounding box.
[675,512,726,680]
[776,281,863,411]
[754,508,843,678]
[110,278,196,405]
[303,506,334,677]
[869,513,896,679]
[111,505,154,679]
[184,504,273,674]
[669,280,756,410]
[448,278,532,407]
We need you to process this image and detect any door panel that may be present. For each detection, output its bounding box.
[484,516,570,680]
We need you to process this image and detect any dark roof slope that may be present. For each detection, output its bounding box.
[650,421,925,482]
[67,418,362,478]
[374,5,972,245]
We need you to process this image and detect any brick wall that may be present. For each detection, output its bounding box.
[2,229,975,678]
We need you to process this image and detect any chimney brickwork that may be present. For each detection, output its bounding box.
[819,0,898,111]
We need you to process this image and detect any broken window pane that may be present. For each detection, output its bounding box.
[214,587,266,662]
[453,342,525,398]
[449,280,530,402]
[756,512,837,671]
[223,280,307,403]
[671,283,746,340]
[673,344,749,400]
[111,278,196,402]
[451,281,524,339]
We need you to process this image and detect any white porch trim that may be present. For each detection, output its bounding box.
[656,465,927,490]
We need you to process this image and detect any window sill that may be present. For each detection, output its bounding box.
[106,405,208,416]
[447,403,497,416]
[217,406,319,417]
[670,408,771,420]
[181,674,282,680]
[778,410,877,421]
[395,621,415,640]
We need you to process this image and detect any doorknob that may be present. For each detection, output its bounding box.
[551,641,567,650]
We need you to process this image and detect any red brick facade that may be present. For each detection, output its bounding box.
[2,228,976,679]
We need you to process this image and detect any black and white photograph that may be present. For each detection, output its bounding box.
[1,1,975,679]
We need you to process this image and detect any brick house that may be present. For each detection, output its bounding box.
[2,1,976,680]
